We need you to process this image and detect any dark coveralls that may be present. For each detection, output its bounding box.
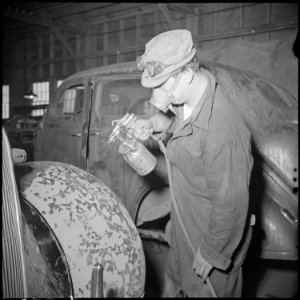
[162,68,254,297]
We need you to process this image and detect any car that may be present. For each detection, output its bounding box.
[4,115,37,161]
[2,127,145,298]
[34,58,298,262]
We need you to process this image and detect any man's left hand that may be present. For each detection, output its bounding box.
[192,247,213,280]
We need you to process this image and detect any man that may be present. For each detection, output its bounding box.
[132,29,254,297]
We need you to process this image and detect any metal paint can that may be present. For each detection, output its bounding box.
[119,140,157,176]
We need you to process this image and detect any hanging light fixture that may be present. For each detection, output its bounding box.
[24,91,37,100]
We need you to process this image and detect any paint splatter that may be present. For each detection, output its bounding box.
[22,162,145,297]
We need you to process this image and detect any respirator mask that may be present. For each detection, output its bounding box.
[149,73,183,113]
[137,55,183,113]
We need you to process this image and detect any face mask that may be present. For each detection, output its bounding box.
[149,73,183,113]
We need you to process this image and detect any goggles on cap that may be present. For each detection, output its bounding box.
[136,55,170,78]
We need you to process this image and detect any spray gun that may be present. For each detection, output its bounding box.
[107,113,157,176]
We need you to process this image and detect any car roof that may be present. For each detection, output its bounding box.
[65,61,141,81]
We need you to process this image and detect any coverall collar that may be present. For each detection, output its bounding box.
[189,68,217,131]
[166,67,217,137]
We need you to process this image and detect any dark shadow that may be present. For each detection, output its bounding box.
[106,288,119,297]
[138,214,170,231]
[242,258,298,298]
[242,140,267,297]
[5,129,36,161]
[20,198,73,297]
[143,248,162,298]
[13,164,35,189]
[142,239,169,298]
[247,140,267,258]
[293,31,299,58]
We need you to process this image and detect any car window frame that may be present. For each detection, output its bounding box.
[46,77,88,121]
[91,74,156,123]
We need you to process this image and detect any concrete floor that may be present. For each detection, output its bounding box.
[142,240,298,298]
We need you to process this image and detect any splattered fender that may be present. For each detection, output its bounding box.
[15,161,146,297]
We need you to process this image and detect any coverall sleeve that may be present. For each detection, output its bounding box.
[199,137,253,271]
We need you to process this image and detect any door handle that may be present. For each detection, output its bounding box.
[71,132,82,137]
[71,129,88,137]
[90,131,101,136]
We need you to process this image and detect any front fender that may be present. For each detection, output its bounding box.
[15,161,146,298]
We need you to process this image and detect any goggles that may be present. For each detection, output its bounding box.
[136,55,170,78]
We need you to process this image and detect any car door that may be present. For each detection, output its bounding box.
[36,77,92,169]
[87,75,159,214]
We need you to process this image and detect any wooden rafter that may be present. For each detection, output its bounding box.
[3,10,79,35]
[168,4,198,16]
[61,16,86,34]
[84,7,159,28]
[84,3,149,23]
[40,3,115,20]
[157,3,177,30]
[4,9,86,70]
[49,27,85,70]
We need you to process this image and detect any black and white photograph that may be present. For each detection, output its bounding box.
[2,2,298,298]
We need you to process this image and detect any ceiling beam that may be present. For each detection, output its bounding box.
[157,3,177,30]
[4,9,86,70]
[50,27,86,70]
[84,3,150,22]
[62,16,86,34]
[3,10,79,35]
[40,3,115,20]
[84,7,159,28]
[168,4,198,16]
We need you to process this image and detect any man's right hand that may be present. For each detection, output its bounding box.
[132,118,153,140]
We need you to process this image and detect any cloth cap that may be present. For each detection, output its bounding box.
[140,29,196,88]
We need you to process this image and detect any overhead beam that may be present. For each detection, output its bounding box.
[84,7,159,28]
[51,27,75,57]
[168,4,198,16]
[50,27,86,70]
[85,3,149,22]
[41,3,114,20]
[3,10,79,35]
[4,9,86,70]
[14,21,298,68]
[62,16,86,34]
[157,3,177,30]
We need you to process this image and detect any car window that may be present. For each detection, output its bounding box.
[53,84,84,117]
[100,79,155,117]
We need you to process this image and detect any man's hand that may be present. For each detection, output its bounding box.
[132,119,153,140]
[192,247,213,280]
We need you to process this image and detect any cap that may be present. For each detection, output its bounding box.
[137,29,196,88]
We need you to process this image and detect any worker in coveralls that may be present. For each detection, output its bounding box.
[132,29,254,297]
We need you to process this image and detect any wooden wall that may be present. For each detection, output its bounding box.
[3,3,298,114]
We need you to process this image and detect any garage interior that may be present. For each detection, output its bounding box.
[2,2,298,298]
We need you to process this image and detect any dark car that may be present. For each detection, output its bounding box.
[34,58,298,262]
[4,115,38,161]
